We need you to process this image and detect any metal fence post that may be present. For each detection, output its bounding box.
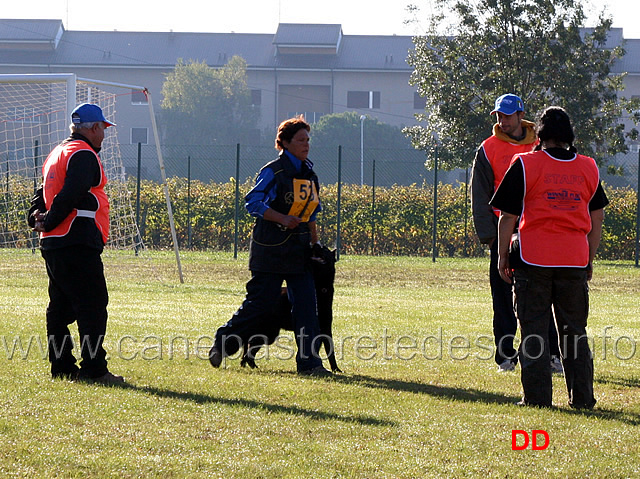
[187,155,192,249]
[135,142,142,255]
[234,143,240,260]
[432,146,439,263]
[371,157,376,254]
[336,145,342,260]
[31,140,39,254]
[464,167,469,257]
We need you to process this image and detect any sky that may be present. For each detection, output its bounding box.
[2,0,640,39]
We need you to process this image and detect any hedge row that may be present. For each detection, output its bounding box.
[1,175,635,258]
[135,178,638,260]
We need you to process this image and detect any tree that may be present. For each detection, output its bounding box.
[311,111,412,149]
[160,56,257,145]
[404,0,640,169]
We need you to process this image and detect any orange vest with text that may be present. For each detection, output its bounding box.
[481,135,535,216]
[41,140,110,244]
[517,150,599,267]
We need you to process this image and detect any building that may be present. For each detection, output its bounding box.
[0,19,421,148]
[1,19,639,186]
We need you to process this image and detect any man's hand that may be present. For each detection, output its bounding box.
[498,253,512,283]
[33,211,45,232]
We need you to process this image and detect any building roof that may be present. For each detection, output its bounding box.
[273,23,342,47]
[0,19,63,49]
[0,20,415,72]
[616,39,640,74]
[0,19,636,75]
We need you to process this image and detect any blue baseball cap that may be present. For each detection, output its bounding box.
[71,103,116,127]
[490,94,524,115]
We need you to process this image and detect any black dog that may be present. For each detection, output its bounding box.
[240,244,341,372]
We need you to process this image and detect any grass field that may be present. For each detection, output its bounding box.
[1,249,639,478]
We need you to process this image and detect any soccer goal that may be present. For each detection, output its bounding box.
[0,73,183,281]
[0,73,142,251]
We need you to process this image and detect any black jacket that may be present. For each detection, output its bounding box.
[248,153,319,274]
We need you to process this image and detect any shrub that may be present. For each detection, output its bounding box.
[133,178,638,259]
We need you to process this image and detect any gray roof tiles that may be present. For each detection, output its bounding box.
[0,19,63,41]
[617,39,640,73]
[273,23,342,46]
[0,19,636,75]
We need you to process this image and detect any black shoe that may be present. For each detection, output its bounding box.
[298,365,332,377]
[78,371,125,385]
[516,399,552,408]
[52,370,80,381]
[569,401,596,410]
[93,372,125,385]
[209,347,223,368]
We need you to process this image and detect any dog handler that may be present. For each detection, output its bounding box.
[491,106,608,408]
[209,116,330,375]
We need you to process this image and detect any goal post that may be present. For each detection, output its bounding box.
[0,73,183,281]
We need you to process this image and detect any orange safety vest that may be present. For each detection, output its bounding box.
[517,150,599,267]
[41,140,110,244]
[481,134,536,216]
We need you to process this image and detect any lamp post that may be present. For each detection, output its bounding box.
[360,115,366,186]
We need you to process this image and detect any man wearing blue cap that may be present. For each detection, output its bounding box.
[28,103,124,385]
[470,94,557,373]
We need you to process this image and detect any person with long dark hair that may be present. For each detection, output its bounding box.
[490,106,608,408]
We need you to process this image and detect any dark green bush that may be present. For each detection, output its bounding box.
[4,174,634,259]
[133,179,639,260]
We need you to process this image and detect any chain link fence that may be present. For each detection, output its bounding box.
[119,143,640,261]
[119,144,639,189]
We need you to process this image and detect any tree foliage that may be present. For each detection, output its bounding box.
[311,111,412,150]
[160,56,258,146]
[404,0,640,169]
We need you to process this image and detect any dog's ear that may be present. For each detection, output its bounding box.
[331,248,337,263]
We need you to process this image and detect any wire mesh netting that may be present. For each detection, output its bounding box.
[0,76,142,250]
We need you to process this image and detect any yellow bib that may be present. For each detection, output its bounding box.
[287,178,319,222]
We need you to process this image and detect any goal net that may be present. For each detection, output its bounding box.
[0,74,142,251]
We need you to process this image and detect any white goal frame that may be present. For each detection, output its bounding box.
[0,73,183,282]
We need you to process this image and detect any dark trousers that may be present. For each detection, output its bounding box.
[490,240,560,364]
[490,240,519,364]
[214,270,322,371]
[513,266,595,408]
[41,246,109,379]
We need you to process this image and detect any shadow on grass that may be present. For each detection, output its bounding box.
[329,373,517,405]
[594,375,640,388]
[118,383,396,428]
[329,373,640,426]
[560,405,640,425]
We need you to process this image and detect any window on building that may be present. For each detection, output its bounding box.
[131,89,148,105]
[414,92,427,110]
[131,127,148,145]
[251,89,262,106]
[633,95,640,114]
[347,91,380,109]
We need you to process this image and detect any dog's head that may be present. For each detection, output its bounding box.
[311,244,336,288]
[311,244,337,266]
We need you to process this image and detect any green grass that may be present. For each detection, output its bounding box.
[1,249,639,478]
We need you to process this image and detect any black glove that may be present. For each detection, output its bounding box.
[27,186,46,228]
